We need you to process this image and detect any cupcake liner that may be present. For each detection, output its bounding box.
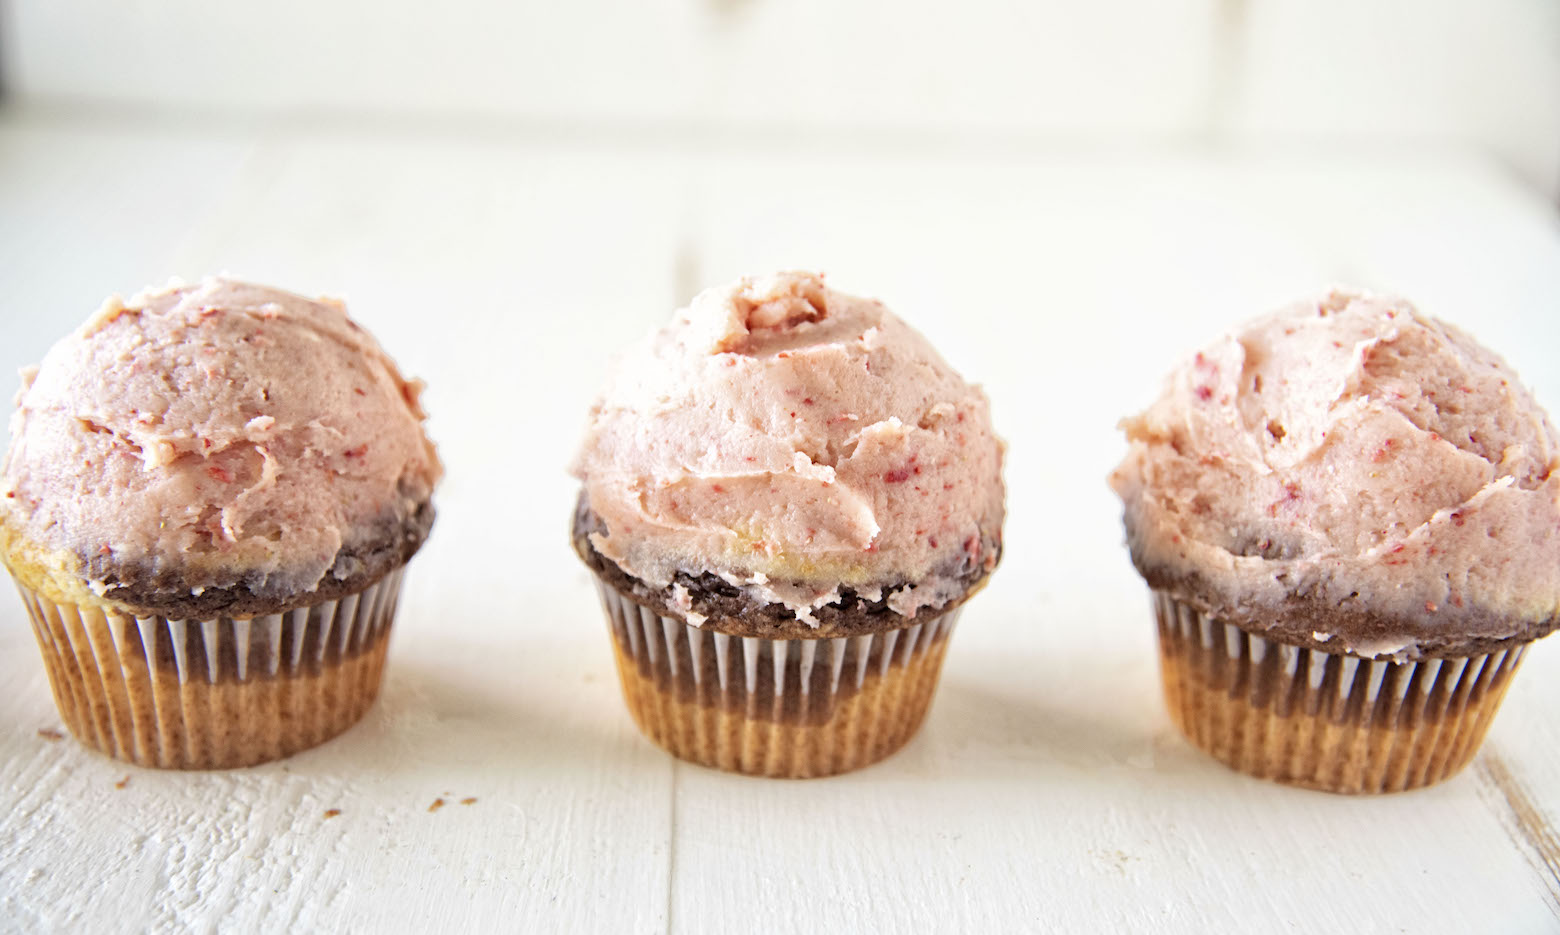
[593,577,962,778]
[1153,590,1528,793]
[15,568,405,769]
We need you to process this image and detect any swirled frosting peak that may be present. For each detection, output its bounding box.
[1111,288,1560,657]
[1,276,441,606]
[574,271,1005,625]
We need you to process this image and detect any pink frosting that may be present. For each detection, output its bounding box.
[1111,289,1560,656]
[574,272,1005,625]
[1,276,441,599]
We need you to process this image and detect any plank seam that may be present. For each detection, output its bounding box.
[1476,749,1560,920]
[666,759,679,935]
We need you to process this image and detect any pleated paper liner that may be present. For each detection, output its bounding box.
[1153,590,1528,793]
[594,578,961,778]
[15,567,405,770]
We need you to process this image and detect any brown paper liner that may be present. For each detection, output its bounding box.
[14,568,405,769]
[594,578,961,778]
[1154,590,1528,793]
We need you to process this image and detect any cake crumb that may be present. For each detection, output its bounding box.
[37,728,63,741]
[460,797,477,806]
[428,798,446,813]
[114,775,130,789]
[323,809,341,819]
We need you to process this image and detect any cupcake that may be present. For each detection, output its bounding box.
[1,277,440,769]
[572,272,1004,777]
[1111,289,1560,793]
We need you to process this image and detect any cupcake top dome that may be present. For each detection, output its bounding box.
[0,276,441,611]
[1111,288,1560,658]
[573,271,1004,624]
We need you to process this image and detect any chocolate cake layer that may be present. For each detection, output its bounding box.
[604,589,957,725]
[1138,559,1558,661]
[21,567,404,769]
[574,496,990,638]
[594,571,960,777]
[86,500,433,620]
[1154,591,1526,793]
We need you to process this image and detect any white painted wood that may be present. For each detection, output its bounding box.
[1228,0,1560,202]
[0,121,254,382]
[6,0,706,124]
[679,0,1219,134]
[5,0,1217,133]
[9,1,1559,199]
[0,112,1557,933]
[0,118,689,933]
[671,145,1560,933]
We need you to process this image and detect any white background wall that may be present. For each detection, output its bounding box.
[4,0,1558,202]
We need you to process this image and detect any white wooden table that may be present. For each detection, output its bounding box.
[2,109,1558,933]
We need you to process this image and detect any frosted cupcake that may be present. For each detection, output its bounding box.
[1111,289,1560,793]
[573,272,1004,777]
[1,277,440,769]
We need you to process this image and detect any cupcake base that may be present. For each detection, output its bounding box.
[594,579,960,778]
[16,569,404,769]
[1154,591,1527,793]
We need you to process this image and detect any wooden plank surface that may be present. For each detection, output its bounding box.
[0,113,1557,933]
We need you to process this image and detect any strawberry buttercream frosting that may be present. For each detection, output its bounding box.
[0,276,441,608]
[573,271,1004,626]
[1111,289,1560,658]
